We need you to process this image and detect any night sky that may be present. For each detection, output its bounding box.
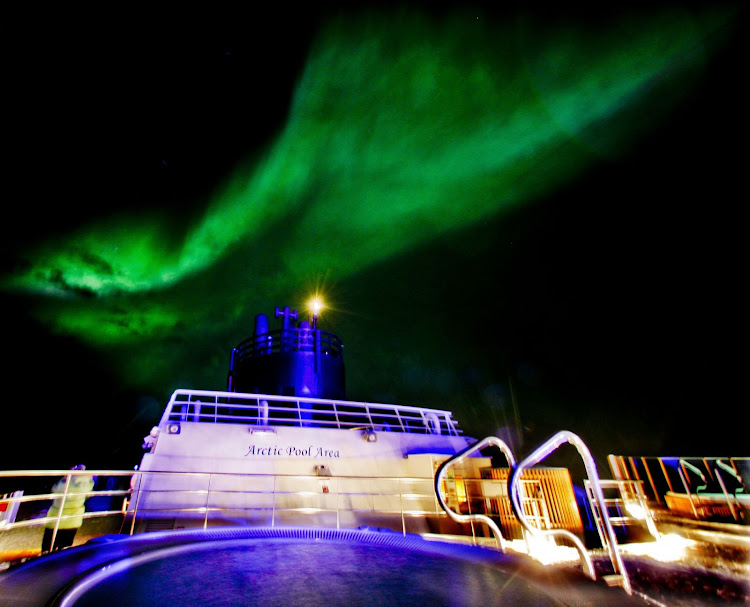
[2,4,745,472]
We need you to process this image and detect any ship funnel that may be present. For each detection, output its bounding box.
[230,304,345,399]
[254,314,269,337]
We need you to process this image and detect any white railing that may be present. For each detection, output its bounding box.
[0,469,495,562]
[608,455,748,522]
[127,471,446,533]
[161,389,463,436]
[435,436,515,550]
[0,470,133,560]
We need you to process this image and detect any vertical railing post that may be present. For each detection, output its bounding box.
[658,458,675,493]
[271,474,276,527]
[128,470,144,535]
[627,457,637,480]
[715,469,739,521]
[641,457,661,504]
[466,479,476,544]
[335,476,340,530]
[49,472,73,551]
[702,458,716,483]
[204,474,213,530]
[395,409,406,433]
[677,466,700,518]
[399,479,406,536]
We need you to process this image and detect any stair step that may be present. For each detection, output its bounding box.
[602,574,626,587]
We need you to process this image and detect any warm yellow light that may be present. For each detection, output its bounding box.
[309,297,324,316]
[455,477,467,504]
[620,534,696,563]
[624,501,647,520]
[524,536,580,565]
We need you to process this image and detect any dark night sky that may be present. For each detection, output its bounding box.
[2,4,746,471]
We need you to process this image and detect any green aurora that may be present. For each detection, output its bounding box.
[2,5,744,467]
[5,8,733,342]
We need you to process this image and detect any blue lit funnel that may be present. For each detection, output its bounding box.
[227,305,345,399]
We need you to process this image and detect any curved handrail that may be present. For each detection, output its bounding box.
[509,430,631,594]
[679,459,708,491]
[677,459,708,518]
[715,459,744,486]
[434,436,515,551]
[715,460,744,521]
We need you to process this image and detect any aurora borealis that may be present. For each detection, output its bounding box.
[3,4,745,469]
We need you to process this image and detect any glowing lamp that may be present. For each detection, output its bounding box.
[309,297,325,328]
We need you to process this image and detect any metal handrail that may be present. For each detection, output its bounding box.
[509,431,632,595]
[161,389,463,436]
[233,328,344,361]
[0,470,131,556]
[715,460,745,521]
[608,455,748,504]
[434,436,515,551]
[677,464,703,518]
[0,469,483,557]
[585,479,661,542]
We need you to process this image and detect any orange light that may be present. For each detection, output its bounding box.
[455,477,467,504]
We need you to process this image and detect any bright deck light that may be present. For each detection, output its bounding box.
[308,297,325,329]
[620,534,697,563]
[309,297,324,316]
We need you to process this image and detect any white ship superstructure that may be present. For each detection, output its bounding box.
[133,388,488,533]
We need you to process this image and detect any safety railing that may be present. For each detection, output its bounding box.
[232,328,344,361]
[0,492,22,528]
[608,455,748,523]
[0,470,134,562]
[0,469,490,563]
[435,436,515,550]
[161,389,463,436]
[126,471,450,534]
[584,479,660,542]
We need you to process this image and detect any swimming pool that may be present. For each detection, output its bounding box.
[1,528,645,606]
